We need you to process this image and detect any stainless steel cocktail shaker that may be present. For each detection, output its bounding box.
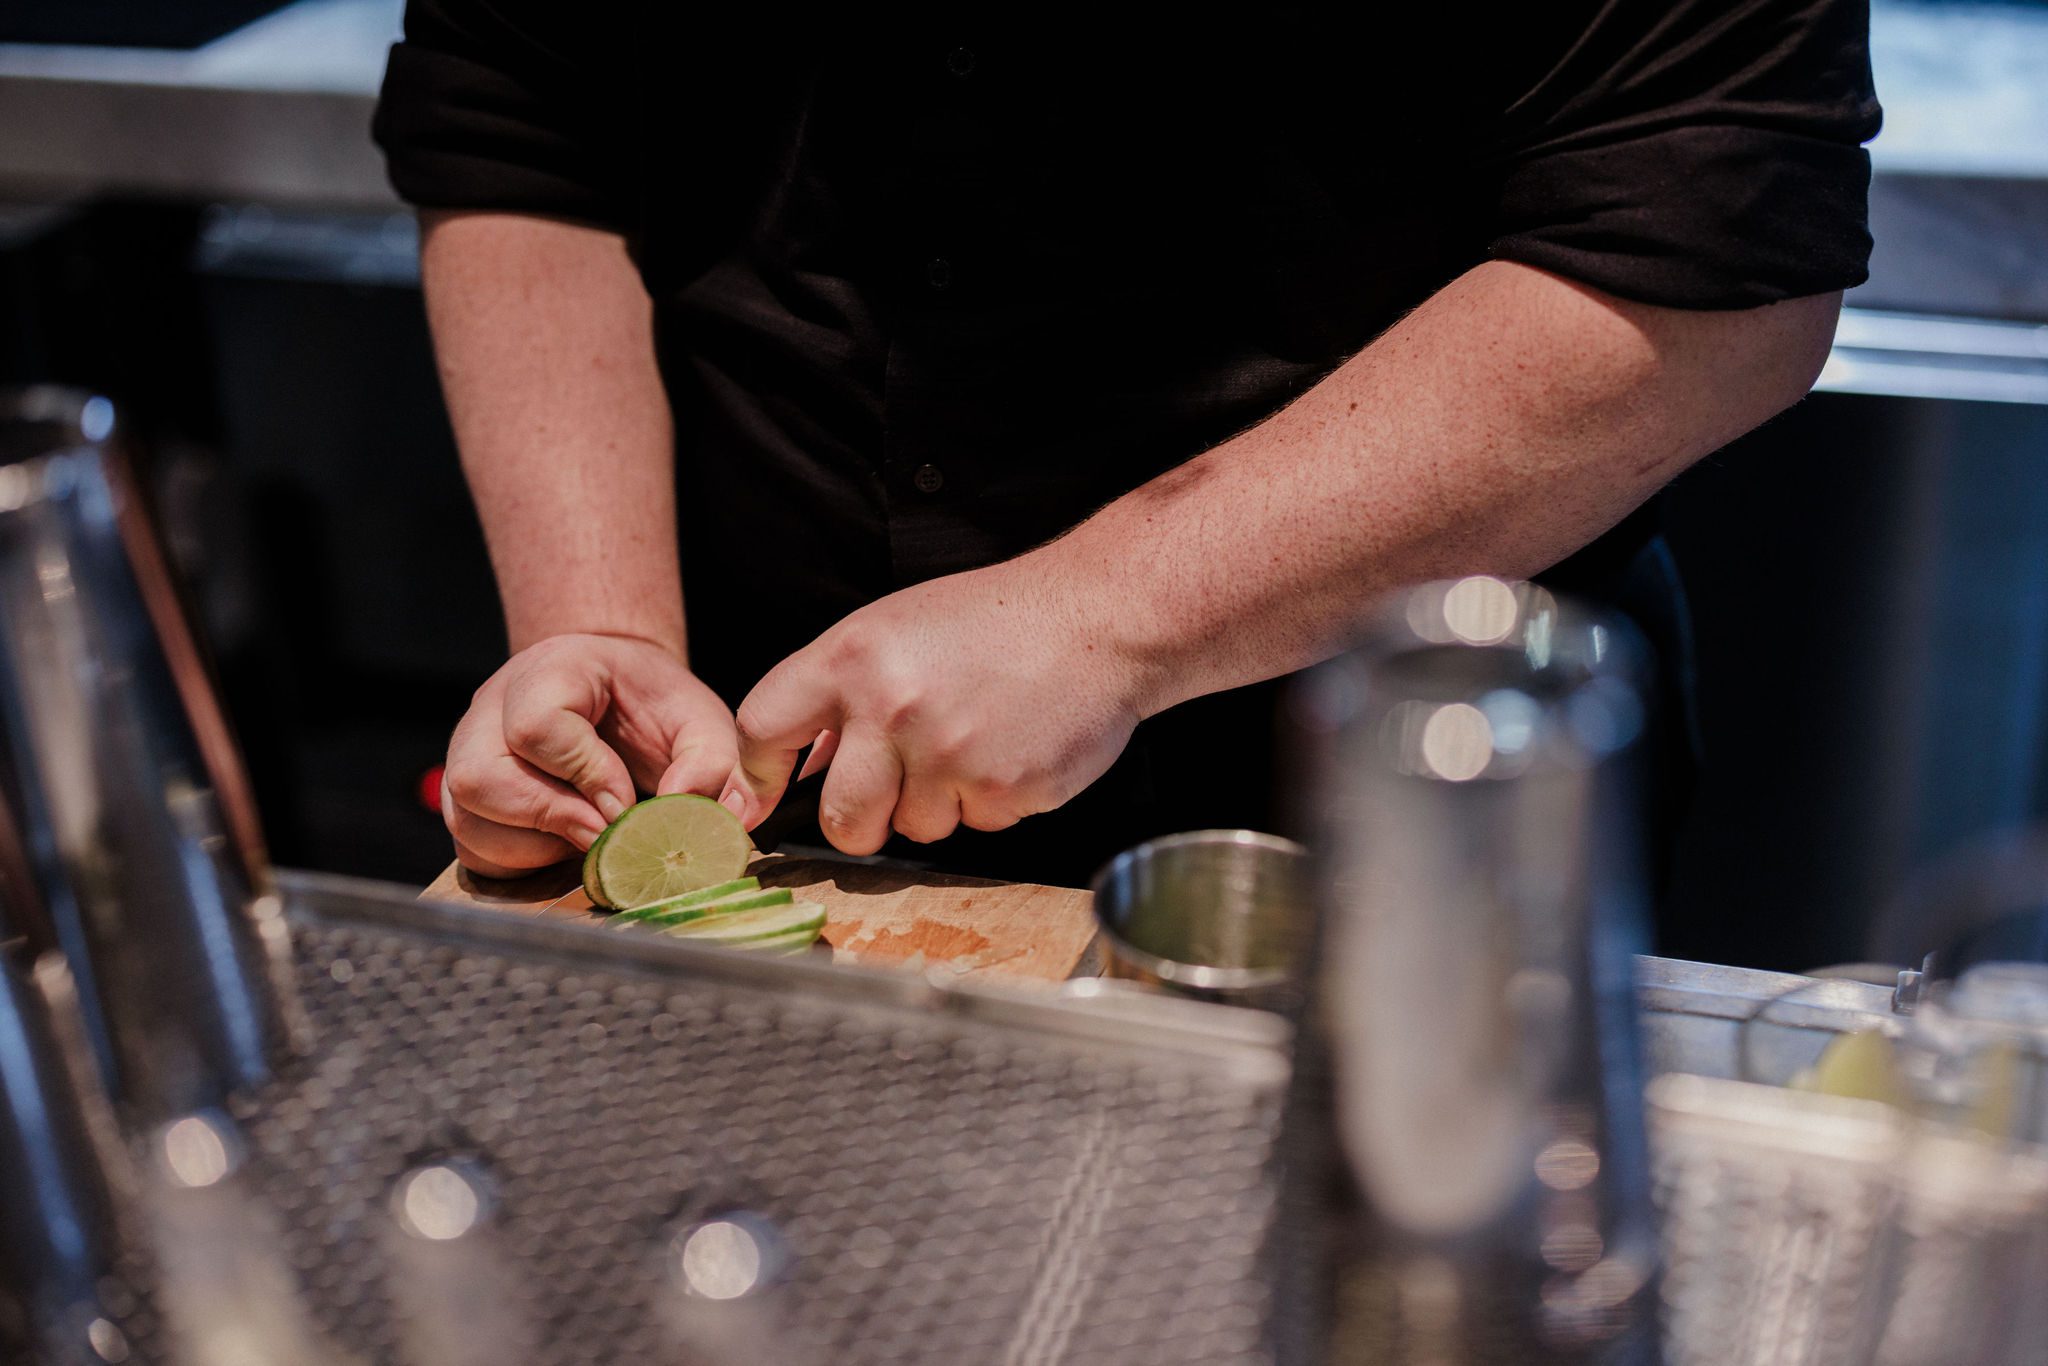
[0,388,298,1128]
[1280,577,1661,1365]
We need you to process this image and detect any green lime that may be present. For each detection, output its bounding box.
[583,795,751,911]
[757,925,827,958]
[756,926,828,956]
[629,887,794,930]
[663,900,826,945]
[606,878,761,926]
[581,824,614,906]
[1796,1028,1906,1108]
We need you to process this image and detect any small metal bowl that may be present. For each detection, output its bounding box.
[1090,830,1309,1011]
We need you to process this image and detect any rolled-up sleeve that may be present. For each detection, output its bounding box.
[372,0,630,230]
[1484,0,1883,309]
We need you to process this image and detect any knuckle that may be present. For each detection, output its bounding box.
[926,724,973,768]
[450,809,507,856]
[820,803,883,855]
[502,708,552,754]
[522,635,570,667]
[444,765,488,813]
[732,700,771,750]
[891,812,951,845]
[976,765,1031,801]
[825,622,874,670]
[960,786,1025,830]
[559,750,606,791]
[876,691,925,738]
[515,789,564,833]
[968,818,1016,835]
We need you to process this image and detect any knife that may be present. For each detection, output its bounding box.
[747,769,828,855]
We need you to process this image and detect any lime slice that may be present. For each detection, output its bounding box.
[664,900,826,944]
[581,824,613,906]
[754,926,827,956]
[607,878,760,926]
[1797,1028,1906,1107]
[630,887,793,930]
[583,795,751,911]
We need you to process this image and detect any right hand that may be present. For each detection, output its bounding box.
[442,632,739,878]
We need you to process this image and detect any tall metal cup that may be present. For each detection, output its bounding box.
[0,945,140,1366]
[1278,577,1661,1365]
[0,388,296,1128]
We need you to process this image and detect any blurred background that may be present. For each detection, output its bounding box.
[0,0,2044,972]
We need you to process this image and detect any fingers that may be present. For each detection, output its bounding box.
[442,775,577,877]
[725,656,840,826]
[451,812,579,876]
[657,732,738,798]
[598,652,741,797]
[444,635,751,880]
[444,749,609,848]
[815,721,903,856]
[892,773,962,844]
[797,729,838,781]
[500,666,635,823]
[446,683,611,844]
[959,790,1025,833]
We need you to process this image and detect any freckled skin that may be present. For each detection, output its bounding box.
[423,213,733,875]
[425,212,1840,869]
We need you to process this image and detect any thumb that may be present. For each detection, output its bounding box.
[721,657,838,828]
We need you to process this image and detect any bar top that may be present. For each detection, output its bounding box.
[0,0,399,208]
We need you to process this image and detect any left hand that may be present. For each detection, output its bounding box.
[719,559,1149,854]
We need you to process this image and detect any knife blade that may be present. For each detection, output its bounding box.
[747,770,828,855]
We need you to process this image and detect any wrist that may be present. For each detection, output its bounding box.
[510,621,689,664]
[1018,533,1196,723]
[589,627,691,666]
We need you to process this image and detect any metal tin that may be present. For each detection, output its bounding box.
[1091,830,1309,1011]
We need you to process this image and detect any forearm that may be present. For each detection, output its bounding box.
[1047,261,1840,715]
[421,211,686,658]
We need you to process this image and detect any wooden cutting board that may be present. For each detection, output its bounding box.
[421,855,1100,984]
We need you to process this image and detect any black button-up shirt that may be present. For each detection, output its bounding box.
[375,4,1879,883]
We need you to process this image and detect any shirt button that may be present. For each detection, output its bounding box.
[912,464,945,494]
[946,46,976,77]
[926,257,952,290]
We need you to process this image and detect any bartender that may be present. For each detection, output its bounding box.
[373,3,1879,888]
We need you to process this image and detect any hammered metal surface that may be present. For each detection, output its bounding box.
[213,910,1283,1366]
[1645,1075,2048,1366]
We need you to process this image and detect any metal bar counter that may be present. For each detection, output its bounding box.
[0,0,396,208]
[79,866,1914,1366]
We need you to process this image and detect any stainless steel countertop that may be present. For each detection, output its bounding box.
[1867,1,2048,179]
[0,0,398,207]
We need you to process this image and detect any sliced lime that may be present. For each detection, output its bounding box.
[630,887,793,930]
[761,925,823,958]
[583,795,751,910]
[664,900,826,944]
[581,823,613,906]
[753,926,827,956]
[1798,1028,1906,1107]
[607,878,760,926]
